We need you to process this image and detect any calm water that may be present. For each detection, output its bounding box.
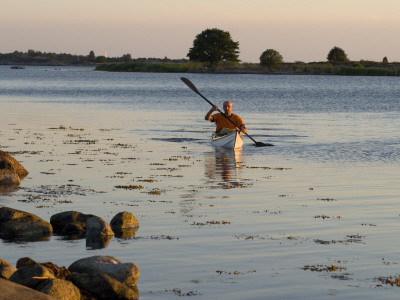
[1,66,400,299]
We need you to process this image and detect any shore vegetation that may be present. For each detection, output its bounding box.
[96,61,400,76]
[2,48,400,76]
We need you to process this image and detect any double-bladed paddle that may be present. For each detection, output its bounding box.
[180,77,272,147]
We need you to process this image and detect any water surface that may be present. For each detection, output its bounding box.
[1,66,400,299]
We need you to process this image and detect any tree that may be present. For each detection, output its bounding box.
[121,53,132,62]
[88,50,95,61]
[259,49,283,68]
[187,28,240,64]
[382,56,389,64]
[327,46,349,63]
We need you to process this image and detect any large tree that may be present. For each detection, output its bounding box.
[327,46,349,63]
[259,49,283,68]
[187,28,240,64]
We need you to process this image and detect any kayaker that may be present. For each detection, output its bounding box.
[205,101,247,134]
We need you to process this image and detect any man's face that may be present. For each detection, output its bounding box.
[223,101,233,115]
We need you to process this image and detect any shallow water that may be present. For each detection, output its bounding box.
[1,66,400,299]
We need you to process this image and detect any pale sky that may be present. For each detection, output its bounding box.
[2,0,400,63]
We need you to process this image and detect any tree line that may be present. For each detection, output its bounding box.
[187,28,397,68]
[1,27,399,74]
[0,49,187,66]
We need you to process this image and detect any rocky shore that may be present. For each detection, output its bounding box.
[0,151,140,299]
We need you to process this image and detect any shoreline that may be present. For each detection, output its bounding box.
[3,61,400,76]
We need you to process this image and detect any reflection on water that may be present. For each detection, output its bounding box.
[204,148,243,182]
[86,235,112,250]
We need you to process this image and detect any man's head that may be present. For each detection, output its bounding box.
[223,101,233,116]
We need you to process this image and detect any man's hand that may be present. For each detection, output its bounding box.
[240,125,247,134]
[205,105,218,121]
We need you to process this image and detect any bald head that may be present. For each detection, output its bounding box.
[223,101,233,116]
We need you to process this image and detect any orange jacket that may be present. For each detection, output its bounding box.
[211,113,245,133]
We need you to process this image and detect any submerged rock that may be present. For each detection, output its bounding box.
[0,169,21,186]
[110,211,139,239]
[50,211,95,236]
[110,211,139,230]
[68,255,140,287]
[0,207,53,241]
[86,216,114,238]
[0,150,28,179]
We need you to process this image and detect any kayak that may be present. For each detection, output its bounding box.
[211,130,243,149]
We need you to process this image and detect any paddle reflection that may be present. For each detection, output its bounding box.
[204,148,243,182]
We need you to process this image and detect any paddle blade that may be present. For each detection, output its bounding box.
[181,77,199,94]
[255,142,274,147]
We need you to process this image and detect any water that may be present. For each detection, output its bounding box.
[1,66,400,299]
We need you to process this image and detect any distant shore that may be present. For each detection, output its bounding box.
[2,60,400,76]
[95,61,400,76]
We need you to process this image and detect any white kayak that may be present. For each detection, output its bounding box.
[211,130,243,149]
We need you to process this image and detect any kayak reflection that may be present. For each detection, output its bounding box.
[204,148,243,182]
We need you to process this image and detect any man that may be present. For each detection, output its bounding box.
[205,100,247,134]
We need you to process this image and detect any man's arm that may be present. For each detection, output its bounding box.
[205,105,218,121]
[239,124,247,134]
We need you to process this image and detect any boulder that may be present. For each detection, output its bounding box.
[0,258,17,279]
[86,216,114,238]
[16,257,37,269]
[8,263,55,289]
[113,227,138,239]
[16,258,70,280]
[110,211,139,229]
[36,278,81,300]
[0,207,52,241]
[0,278,57,300]
[110,212,139,239]
[0,150,28,178]
[68,255,140,287]
[50,211,95,236]
[70,272,138,300]
[0,169,21,186]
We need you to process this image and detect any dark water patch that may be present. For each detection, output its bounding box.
[151,137,204,143]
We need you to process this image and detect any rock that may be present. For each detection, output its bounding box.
[110,212,139,239]
[0,169,21,186]
[36,278,81,300]
[16,258,70,280]
[16,257,37,268]
[68,255,140,287]
[110,211,139,229]
[0,150,28,179]
[0,258,17,279]
[113,227,138,239]
[0,278,57,300]
[8,263,55,289]
[70,272,138,300]
[86,216,114,238]
[0,207,53,241]
[49,211,95,235]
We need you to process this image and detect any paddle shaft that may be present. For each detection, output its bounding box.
[181,77,262,146]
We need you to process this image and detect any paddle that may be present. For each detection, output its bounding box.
[180,77,272,147]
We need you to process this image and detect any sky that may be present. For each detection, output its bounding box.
[2,0,400,63]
